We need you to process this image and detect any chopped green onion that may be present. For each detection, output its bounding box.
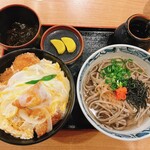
[100,58,132,90]
[138,69,143,73]
[111,83,117,91]
[127,59,133,62]
[105,79,111,84]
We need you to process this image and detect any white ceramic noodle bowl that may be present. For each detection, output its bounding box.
[77,44,150,141]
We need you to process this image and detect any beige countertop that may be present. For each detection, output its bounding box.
[0,0,150,149]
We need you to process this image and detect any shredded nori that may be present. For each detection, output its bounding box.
[126,78,148,111]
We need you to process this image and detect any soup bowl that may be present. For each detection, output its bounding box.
[77,44,150,141]
[0,48,75,145]
[0,4,41,52]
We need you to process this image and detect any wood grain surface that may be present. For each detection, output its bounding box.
[0,129,150,150]
[0,0,150,149]
[0,0,150,28]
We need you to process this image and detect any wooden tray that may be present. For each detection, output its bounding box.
[2,26,115,129]
[63,27,114,129]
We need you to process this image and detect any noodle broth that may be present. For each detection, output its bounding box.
[82,57,150,133]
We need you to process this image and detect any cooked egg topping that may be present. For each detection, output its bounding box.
[0,59,70,139]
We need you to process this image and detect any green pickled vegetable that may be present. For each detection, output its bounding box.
[25,74,57,84]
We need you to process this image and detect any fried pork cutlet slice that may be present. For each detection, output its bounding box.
[35,112,62,137]
[12,53,40,71]
[0,53,40,84]
[0,68,14,84]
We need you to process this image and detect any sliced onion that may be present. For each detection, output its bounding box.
[30,101,50,110]
[18,94,29,107]
[46,116,52,132]
[42,108,52,132]
[19,109,46,125]
[38,84,51,102]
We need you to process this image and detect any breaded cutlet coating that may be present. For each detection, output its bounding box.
[0,68,14,84]
[13,53,40,71]
[0,53,40,84]
[35,112,62,137]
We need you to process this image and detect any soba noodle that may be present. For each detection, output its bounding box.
[83,58,150,130]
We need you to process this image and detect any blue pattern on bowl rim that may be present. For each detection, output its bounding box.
[77,44,150,141]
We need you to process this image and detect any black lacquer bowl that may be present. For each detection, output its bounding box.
[0,48,75,145]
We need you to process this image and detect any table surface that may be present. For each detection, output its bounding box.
[1,0,150,28]
[0,0,150,149]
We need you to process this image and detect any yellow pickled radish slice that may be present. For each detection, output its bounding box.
[0,99,18,118]
[50,39,66,54]
[61,37,76,53]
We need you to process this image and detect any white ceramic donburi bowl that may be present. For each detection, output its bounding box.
[77,44,150,141]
